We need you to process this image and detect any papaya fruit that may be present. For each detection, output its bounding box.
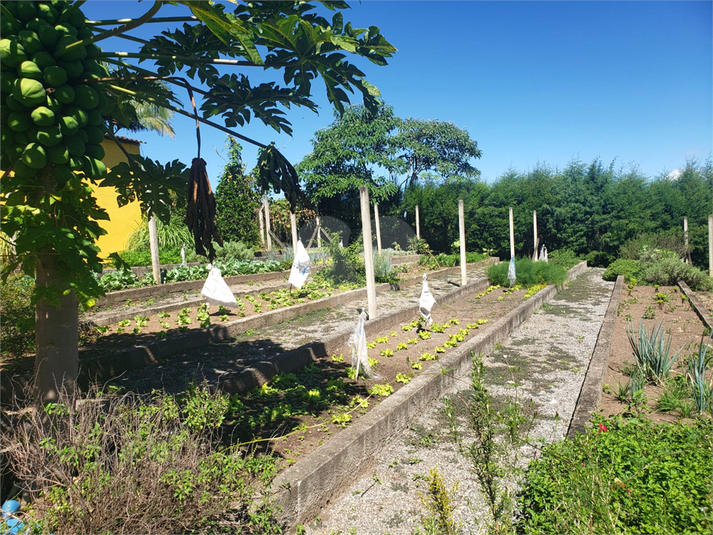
[84,143,104,160]
[17,60,43,81]
[61,6,85,29]
[16,1,37,23]
[31,50,57,69]
[31,106,55,127]
[37,22,59,48]
[59,114,79,135]
[14,131,30,146]
[53,164,75,184]
[86,109,103,126]
[36,125,63,147]
[54,84,75,104]
[21,142,47,169]
[83,156,106,179]
[68,155,84,170]
[36,3,59,24]
[17,30,42,55]
[59,59,83,79]
[74,85,99,109]
[6,95,27,113]
[64,135,84,156]
[51,1,68,12]
[84,125,105,144]
[12,160,34,179]
[8,111,32,132]
[64,106,88,127]
[76,128,88,144]
[55,35,85,61]
[13,77,46,106]
[43,65,68,87]
[0,39,27,68]
[1,73,18,95]
[48,144,69,164]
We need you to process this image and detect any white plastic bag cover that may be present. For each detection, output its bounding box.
[541,245,548,263]
[348,310,372,378]
[288,239,311,289]
[419,274,436,327]
[507,257,517,286]
[201,265,238,308]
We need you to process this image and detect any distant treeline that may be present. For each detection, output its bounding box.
[397,158,712,268]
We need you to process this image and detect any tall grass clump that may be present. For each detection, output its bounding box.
[487,258,567,287]
[518,416,713,535]
[2,386,281,534]
[687,335,713,414]
[547,248,581,270]
[627,319,685,384]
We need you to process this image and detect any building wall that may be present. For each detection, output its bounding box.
[93,139,143,258]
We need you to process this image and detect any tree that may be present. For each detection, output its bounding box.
[298,101,402,230]
[0,0,395,401]
[214,137,260,246]
[393,118,482,188]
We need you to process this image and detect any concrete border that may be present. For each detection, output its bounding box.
[566,274,623,438]
[271,262,587,530]
[77,260,497,384]
[678,281,713,332]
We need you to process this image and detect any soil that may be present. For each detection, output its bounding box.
[600,283,710,423]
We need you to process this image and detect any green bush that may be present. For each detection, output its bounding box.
[585,249,614,268]
[547,248,581,270]
[518,416,713,535]
[0,274,35,358]
[487,258,567,287]
[639,249,712,290]
[603,259,642,283]
[620,230,688,261]
[3,385,281,534]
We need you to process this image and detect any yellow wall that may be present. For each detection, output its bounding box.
[93,139,143,258]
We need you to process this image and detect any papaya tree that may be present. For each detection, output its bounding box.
[0,0,395,402]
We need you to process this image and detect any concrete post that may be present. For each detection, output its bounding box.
[709,215,713,277]
[264,196,272,252]
[533,210,539,261]
[258,205,265,247]
[509,207,515,260]
[415,205,421,240]
[459,199,466,286]
[360,186,377,319]
[684,217,690,263]
[374,203,382,254]
[290,211,298,253]
[316,215,322,248]
[148,214,161,285]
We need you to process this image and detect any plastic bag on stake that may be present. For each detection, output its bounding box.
[288,239,311,289]
[201,264,238,308]
[507,257,517,287]
[419,274,436,327]
[348,309,372,378]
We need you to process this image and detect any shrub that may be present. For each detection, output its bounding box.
[488,258,567,287]
[518,416,713,535]
[2,386,280,534]
[214,240,254,262]
[602,259,641,283]
[585,249,613,268]
[0,274,35,358]
[619,230,688,261]
[640,249,712,290]
[547,248,581,270]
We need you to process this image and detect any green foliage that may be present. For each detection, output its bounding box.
[687,336,713,414]
[518,417,713,535]
[627,320,685,384]
[0,273,35,358]
[546,248,581,270]
[639,249,712,290]
[419,467,462,535]
[214,138,261,247]
[487,258,567,287]
[620,230,689,261]
[317,233,365,286]
[603,259,642,283]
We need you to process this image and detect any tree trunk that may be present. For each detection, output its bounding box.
[34,253,78,404]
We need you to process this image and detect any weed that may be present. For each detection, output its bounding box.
[370,384,394,397]
[418,467,462,535]
[380,348,394,357]
[627,319,685,384]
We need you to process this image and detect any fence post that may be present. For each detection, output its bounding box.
[374,203,382,254]
[533,210,539,261]
[415,205,421,240]
[290,212,298,252]
[264,196,272,252]
[148,214,161,285]
[360,186,377,319]
[709,215,713,277]
[459,199,466,286]
[509,207,515,260]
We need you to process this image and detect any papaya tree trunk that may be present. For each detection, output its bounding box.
[34,252,78,404]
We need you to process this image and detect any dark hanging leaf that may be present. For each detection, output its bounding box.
[184,157,223,261]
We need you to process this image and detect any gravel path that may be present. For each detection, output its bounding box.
[304,268,613,535]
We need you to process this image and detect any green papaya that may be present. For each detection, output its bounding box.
[68,155,84,170]
[17,30,42,55]
[64,135,84,156]
[84,143,104,160]
[64,106,88,127]
[24,18,43,33]
[83,156,106,179]
[86,108,103,126]
[51,1,68,12]
[36,3,59,24]
[16,1,37,23]
[17,60,43,81]
[14,131,30,146]
[31,106,55,127]
[48,144,69,164]
[54,84,75,104]
[53,164,75,184]
[45,94,62,113]
[31,50,57,69]
[55,35,85,62]
[13,77,46,106]
[43,65,68,87]
[8,111,32,132]
[37,22,59,48]
[84,125,105,144]
[1,73,18,95]
[85,43,101,58]
[76,128,88,144]
[61,6,85,29]
[74,85,99,110]
[21,142,47,169]
[6,96,27,113]
[36,125,63,147]
[55,23,78,38]
[12,160,34,178]
[59,114,79,135]
[58,59,83,79]
[0,39,27,68]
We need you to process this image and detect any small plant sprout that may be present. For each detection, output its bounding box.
[380,348,395,357]
[418,330,432,340]
[160,322,170,329]
[218,305,231,315]
[367,342,377,349]
[220,315,228,322]
[396,372,411,384]
[376,336,389,344]
[158,311,170,319]
[118,319,131,328]
[411,361,423,370]
[397,343,409,351]
[134,315,149,328]
[369,384,394,397]
[407,337,418,345]
[435,346,446,353]
[95,325,109,334]
[390,331,398,337]
[368,357,379,368]
[420,352,437,361]
[331,354,345,363]
[332,413,352,427]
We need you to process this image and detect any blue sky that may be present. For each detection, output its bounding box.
[85,1,713,187]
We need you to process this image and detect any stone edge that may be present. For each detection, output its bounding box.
[678,280,713,332]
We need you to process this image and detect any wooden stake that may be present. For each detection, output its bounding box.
[533,210,539,261]
[709,215,713,277]
[415,205,421,240]
[509,207,515,259]
[148,214,161,284]
[264,196,272,252]
[684,217,690,264]
[290,211,298,253]
[258,204,265,247]
[317,215,322,248]
[459,199,466,286]
[375,203,382,254]
[360,186,377,319]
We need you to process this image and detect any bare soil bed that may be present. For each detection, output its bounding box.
[600,283,710,422]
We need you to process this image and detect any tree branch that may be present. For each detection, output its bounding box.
[98,51,258,67]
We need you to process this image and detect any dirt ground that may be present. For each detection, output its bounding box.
[600,284,709,423]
